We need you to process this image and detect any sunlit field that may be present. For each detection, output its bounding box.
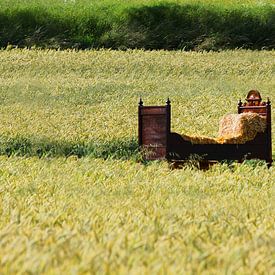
[0,49,274,274]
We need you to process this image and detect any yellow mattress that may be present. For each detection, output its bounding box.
[181,113,266,144]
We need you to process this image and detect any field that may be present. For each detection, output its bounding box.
[1,0,274,50]
[0,49,274,274]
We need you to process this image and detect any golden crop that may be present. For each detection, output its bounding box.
[0,49,274,274]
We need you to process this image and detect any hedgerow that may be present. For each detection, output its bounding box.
[0,0,274,50]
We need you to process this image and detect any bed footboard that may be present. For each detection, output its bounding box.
[138,99,171,160]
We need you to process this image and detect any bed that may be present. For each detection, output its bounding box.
[138,90,272,167]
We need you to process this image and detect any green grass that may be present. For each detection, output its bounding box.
[0,48,274,274]
[0,0,274,50]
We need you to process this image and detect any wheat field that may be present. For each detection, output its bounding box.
[0,49,274,274]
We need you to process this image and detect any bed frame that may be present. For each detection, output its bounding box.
[138,90,272,167]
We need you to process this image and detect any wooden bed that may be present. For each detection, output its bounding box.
[138,90,272,167]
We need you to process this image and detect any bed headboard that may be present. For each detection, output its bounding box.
[138,99,171,160]
[238,90,271,117]
[238,90,272,163]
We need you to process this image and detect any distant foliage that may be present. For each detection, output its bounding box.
[0,0,274,50]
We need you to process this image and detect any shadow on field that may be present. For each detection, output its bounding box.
[117,3,275,50]
[0,9,104,49]
[0,136,273,168]
[0,136,139,160]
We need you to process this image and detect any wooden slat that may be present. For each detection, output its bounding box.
[239,106,267,115]
[141,107,167,115]
[142,115,167,145]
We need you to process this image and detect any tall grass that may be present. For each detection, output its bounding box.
[0,157,274,274]
[0,49,274,152]
[0,0,274,50]
[0,48,274,273]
